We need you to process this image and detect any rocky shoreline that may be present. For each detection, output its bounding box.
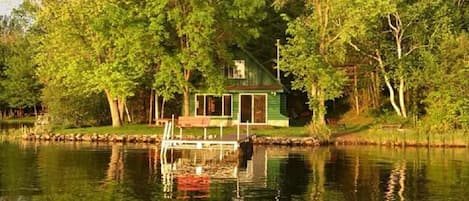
[334,137,469,148]
[17,133,324,146]
[10,133,469,148]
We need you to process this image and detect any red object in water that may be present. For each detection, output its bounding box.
[177,174,210,192]
[176,175,210,199]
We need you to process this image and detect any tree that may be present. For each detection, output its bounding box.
[1,34,41,111]
[274,0,389,127]
[420,33,469,130]
[154,0,267,116]
[35,0,167,127]
[0,3,41,115]
[347,0,458,119]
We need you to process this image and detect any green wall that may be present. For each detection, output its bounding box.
[189,92,288,121]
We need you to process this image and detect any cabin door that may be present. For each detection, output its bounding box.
[240,94,266,124]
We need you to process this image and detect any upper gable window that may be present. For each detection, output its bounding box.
[227,60,246,79]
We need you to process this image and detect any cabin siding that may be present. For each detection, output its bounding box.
[267,93,288,121]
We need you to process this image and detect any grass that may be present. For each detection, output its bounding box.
[54,123,310,137]
[0,117,36,124]
[334,127,469,146]
[330,111,469,146]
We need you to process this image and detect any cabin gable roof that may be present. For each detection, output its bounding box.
[225,48,284,92]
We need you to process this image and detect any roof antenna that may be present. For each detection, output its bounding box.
[276,39,280,81]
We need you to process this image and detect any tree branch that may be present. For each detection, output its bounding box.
[387,14,398,33]
[347,41,379,61]
[404,45,426,57]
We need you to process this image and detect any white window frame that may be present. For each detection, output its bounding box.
[195,94,233,117]
[238,93,268,125]
[227,60,246,79]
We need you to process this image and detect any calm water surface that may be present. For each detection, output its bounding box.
[0,141,468,201]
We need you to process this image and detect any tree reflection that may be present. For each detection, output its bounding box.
[384,160,407,201]
[105,144,124,183]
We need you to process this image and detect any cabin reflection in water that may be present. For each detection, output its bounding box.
[160,143,268,199]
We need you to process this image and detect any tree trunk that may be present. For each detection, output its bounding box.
[149,89,154,125]
[311,83,326,126]
[311,83,317,123]
[398,77,407,118]
[354,65,360,115]
[376,51,402,116]
[105,91,122,127]
[161,97,166,119]
[386,80,402,116]
[318,91,326,125]
[155,93,159,120]
[124,102,132,123]
[371,71,380,108]
[118,97,125,123]
[391,13,407,119]
[183,86,190,116]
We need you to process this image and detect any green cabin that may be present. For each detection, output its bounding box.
[189,49,289,127]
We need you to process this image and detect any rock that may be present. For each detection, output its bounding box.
[82,135,91,141]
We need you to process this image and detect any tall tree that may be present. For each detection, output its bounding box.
[347,0,456,119]
[274,0,388,127]
[0,3,41,115]
[154,0,266,116]
[420,33,469,130]
[1,35,41,111]
[35,0,167,127]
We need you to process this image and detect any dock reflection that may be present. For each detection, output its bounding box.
[160,142,265,199]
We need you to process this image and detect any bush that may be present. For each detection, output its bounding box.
[42,85,110,128]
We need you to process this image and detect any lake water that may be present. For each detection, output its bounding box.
[0,121,33,135]
[0,141,468,201]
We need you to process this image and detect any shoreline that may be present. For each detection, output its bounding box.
[17,133,323,146]
[6,132,468,148]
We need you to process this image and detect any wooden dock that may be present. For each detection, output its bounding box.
[162,134,251,150]
[160,121,252,152]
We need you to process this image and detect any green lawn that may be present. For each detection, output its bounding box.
[333,126,469,146]
[54,124,310,137]
[0,117,36,124]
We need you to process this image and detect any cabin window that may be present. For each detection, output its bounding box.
[226,60,245,79]
[196,94,232,117]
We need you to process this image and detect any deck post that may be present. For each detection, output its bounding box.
[237,113,240,141]
[246,120,249,137]
[204,128,207,140]
[171,114,175,139]
[220,123,223,140]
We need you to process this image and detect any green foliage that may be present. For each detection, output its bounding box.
[42,83,109,128]
[279,0,372,124]
[153,0,267,115]
[35,0,168,126]
[420,33,469,131]
[0,5,41,111]
[36,0,163,97]
[368,108,408,125]
[1,35,41,109]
